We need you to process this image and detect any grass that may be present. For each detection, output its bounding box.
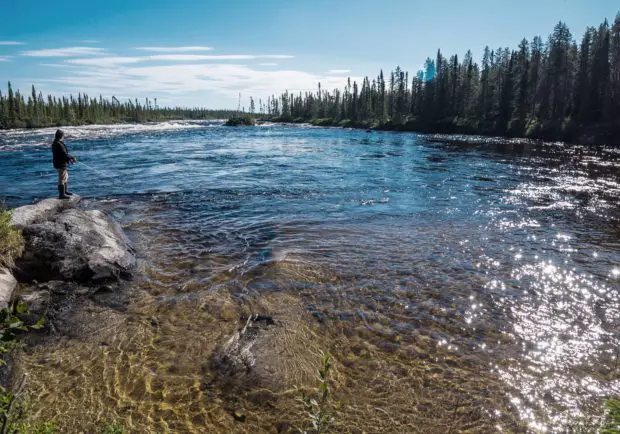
[602,398,620,434]
[0,208,23,269]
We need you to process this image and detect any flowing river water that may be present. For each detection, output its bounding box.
[0,121,619,433]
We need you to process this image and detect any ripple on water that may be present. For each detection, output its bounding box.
[2,124,619,432]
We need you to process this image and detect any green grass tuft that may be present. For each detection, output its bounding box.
[602,398,620,434]
[0,208,23,269]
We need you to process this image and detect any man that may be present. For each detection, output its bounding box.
[51,129,77,199]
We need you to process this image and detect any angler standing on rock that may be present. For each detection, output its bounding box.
[51,129,77,199]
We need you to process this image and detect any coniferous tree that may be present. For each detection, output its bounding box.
[511,39,530,134]
[609,14,620,127]
[0,83,240,129]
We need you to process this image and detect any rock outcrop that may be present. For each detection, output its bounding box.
[15,208,136,284]
[10,196,81,229]
[0,267,17,309]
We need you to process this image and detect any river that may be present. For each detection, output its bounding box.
[1,121,619,432]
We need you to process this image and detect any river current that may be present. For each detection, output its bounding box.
[1,121,619,433]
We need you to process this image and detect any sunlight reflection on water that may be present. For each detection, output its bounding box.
[1,123,619,431]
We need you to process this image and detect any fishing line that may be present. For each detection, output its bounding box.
[77,161,117,180]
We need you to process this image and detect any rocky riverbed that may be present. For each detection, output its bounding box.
[1,123,619,432]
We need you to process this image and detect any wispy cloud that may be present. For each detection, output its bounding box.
[42,61,359,106]
[67,54,294,66]
[328,69,351,74]
[0,41,24,46]
[0,56,12,62]
[21,46,107,57]
[135,46,213,52]
[259,63,278,66]
[67,56,142,66]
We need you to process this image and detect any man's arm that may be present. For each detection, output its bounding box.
[61,143,76,163]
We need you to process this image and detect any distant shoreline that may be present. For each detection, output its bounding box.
[265,117,620,148]
[0,117,226,132]
[3,116,618,149]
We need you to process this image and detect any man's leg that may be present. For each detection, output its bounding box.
[57,169,69,199]
[64,170,73,196]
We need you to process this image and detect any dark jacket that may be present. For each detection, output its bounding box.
[52,139,73,169]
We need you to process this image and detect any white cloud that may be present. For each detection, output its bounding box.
[39,63,77,68]
[0,41,24,45]
[259,63,278,66]
[21,46,107,57]
[65,54,294,67]
[135,46,213,52]
[149,54,293,61]
[67,56,143,66]
[261,55,294,59]
[149,54,256,61]
[0,56,11,62]
[44,61,356,103]
[328,69,351,74]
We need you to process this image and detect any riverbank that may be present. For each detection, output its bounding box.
[266,116,620,147]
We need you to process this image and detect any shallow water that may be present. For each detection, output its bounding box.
[1,121,619,432]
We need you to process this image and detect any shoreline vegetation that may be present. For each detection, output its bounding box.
[1,12,619,146]
[2,13,619,146]
[224,115,256,126]
[0,83,240,130]
[259,12,620,146]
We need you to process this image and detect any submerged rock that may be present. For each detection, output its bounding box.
[213,314,268,380]
[18,280,129,339]
[15,208,136,284]
[210,300,320,395]
[0,267,17,309]
[211,311,296,396]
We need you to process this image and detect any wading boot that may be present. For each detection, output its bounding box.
[58,185,70,199]
[64,182,73,196]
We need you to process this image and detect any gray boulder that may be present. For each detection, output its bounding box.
[16,209,136,284]
[0,267,17,309]
[10,196,81,229]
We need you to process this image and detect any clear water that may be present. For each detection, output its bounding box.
[1,121,619,432]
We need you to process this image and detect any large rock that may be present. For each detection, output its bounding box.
[11,196,81,229]
[0,267,17,309]
[15,209,136,284]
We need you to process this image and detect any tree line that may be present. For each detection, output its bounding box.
[0,83,239,129]
[262,13,620,144]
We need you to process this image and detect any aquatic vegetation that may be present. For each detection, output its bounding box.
[0,208,22,269]
[101,421,125,434]
[300,352,334,434]
[0,300,45,433]
[0,300,45,362]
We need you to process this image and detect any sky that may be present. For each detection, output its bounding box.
[0,0,618,109]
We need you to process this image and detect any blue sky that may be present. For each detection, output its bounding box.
[1,0,618,109]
